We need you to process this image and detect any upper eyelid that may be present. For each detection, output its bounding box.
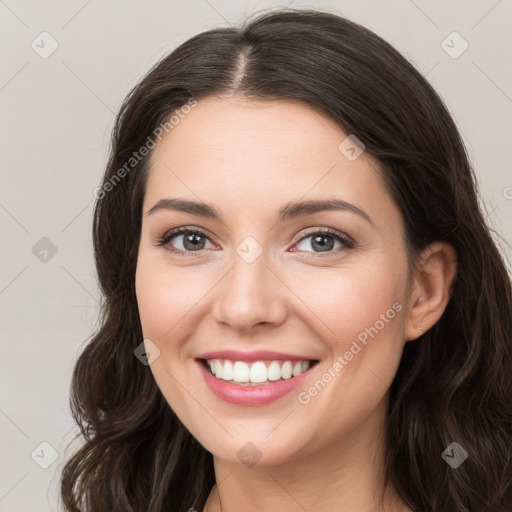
[160,226,218,244]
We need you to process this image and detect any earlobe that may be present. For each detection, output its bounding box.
[405,242,457,342]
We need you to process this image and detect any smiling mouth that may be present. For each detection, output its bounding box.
[198,358,320,386]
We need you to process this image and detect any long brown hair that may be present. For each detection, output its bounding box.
[60,8,512,511]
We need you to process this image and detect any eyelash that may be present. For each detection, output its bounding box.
[155,226,355,258]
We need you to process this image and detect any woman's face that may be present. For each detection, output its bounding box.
[135,95,414,466]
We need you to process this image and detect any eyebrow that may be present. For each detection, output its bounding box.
[147,197,373,225]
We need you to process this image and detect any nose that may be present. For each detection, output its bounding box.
[212,248,288,333]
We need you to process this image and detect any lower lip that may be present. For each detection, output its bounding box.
[196,359,317,406]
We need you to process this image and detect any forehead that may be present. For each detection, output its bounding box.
[144,95,396,227]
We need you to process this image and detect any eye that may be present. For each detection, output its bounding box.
[156,227,216,257]
[292,228,354,255]
[155,226,355,258]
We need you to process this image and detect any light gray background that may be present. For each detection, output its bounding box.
[1,1,511,510]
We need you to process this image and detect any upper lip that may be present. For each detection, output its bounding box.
[196,350,318,362]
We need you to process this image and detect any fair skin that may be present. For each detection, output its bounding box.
[135,95,457,512]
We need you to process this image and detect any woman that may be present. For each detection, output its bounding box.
[60,8,512,512]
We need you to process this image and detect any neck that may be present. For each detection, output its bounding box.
[203,394,410,512]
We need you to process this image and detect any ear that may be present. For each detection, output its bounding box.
[405,241,457,342]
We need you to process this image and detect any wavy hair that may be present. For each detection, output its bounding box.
[60,8,512,511]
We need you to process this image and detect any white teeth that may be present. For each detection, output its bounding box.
[281,361,293,379]
[267,361,282,381]
[222,360,233,381]
[250,361,268,383]
[205,359,313,384]
[214,360,223,379]
[233,361,250,382]
[292,361,303,377]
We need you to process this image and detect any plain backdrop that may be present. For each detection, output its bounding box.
[1,1,511,510]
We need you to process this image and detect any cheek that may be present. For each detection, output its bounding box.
[135,263,169,339]
[289,266,406,435]
[135,260,209,426]
[290,256,407,400]
[135,257,209,340]
[294,262,404,342]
